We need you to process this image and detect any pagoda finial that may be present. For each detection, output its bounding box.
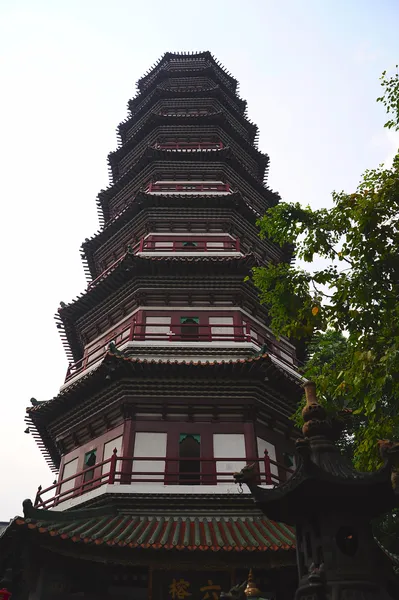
[244,570,261,599]
[301,381,330,439]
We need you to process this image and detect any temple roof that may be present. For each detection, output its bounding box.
[121,90,253,142]
[135,52,239,94]
[235,384,399,524]
[88,252,255,290]
[103,146,264,192]
[98,148,278,222]
[1,496,294,554]
[111,112,267,181]
[126,84,247,124]
[238,450,397,525]
[57,253,258,361]
[117,112,259,162]
[26,352,303,471]
[57,267,268,366]
[81,191,261,270]
[8,513,294,553]
[28,351,302,415]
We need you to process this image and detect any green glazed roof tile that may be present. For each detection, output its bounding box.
[16,514,295,552]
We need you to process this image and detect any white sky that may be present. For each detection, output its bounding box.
[0,0,398,519]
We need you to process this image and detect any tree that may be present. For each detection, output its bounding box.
[251,67,399,471]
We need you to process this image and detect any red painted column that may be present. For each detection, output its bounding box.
[232,311,243,342]
[108,449,118,484]
[135,309,144,341]
[165,429,179,485]
[202,429,216,485]
[243,422,257,463]
[264,449,272,485]
[121,417,136,484]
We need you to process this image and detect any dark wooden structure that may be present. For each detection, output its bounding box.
[0,51,305,599]
[235,382,399,599]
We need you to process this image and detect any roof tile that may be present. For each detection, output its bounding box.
[15,515,295,553]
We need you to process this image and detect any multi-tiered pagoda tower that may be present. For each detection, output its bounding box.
[0,52,304,600]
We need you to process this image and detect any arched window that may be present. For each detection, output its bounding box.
[180,316,199,340]
[179,434,201,484]
[83,450,97,483]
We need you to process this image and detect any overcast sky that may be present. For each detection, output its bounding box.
[0,0,398,519]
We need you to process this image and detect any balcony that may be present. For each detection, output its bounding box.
[64,319,269,384]
[158,109,213,117]
[34,450,293,510]
[135,238,240,255]
[153,142,223,151]
[87,239,241,290]
[146,182,232,194]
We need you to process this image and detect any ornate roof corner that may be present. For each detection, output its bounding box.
[22,498,117,523]
[235,382,399,524]
[378,439,399,496]
[233,463,275,505]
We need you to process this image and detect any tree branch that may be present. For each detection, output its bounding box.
[311,279,334,298]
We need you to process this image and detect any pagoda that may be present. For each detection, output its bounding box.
[0,52,304,600]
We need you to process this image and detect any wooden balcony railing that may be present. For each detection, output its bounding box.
[34,450,293,509]
[86,239,240,290]
[146,182,232,193]
[135,239,240,253]
[153,142,223,151]
[64,321,269,383]
[158,110,212,117]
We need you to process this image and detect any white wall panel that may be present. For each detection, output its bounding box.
[213,433,246,480]
[102,435,123,481]
[154,241,173,248]
[145,315,171,335]
[209,316,234,337]
[60,457,78,495]
[207,242,224,248]
[132,432,167,482]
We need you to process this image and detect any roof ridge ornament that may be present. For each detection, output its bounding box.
[22,499,118,523]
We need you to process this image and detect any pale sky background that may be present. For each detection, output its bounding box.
[0,0,398,519]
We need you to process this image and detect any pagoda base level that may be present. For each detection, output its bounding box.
[2,492,298,599]
[21,554,297,600]
[50,483,255,512]
[60,343,265,390]
[295,582,394,600]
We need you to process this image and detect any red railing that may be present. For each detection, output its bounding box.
[135,239,239,253]
[146,182,232,193]
[64,320,267,382]
[158,110,212,117]
[153,142,223,151]
[34,450,293,509]
[87,239,240,290]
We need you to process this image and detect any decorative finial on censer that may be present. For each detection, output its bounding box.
[301,381,330,438]
[244,569,261,599]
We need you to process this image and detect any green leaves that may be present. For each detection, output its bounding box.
[251,68,399,471]
[377,66,399,131]
[251,263,323,339]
